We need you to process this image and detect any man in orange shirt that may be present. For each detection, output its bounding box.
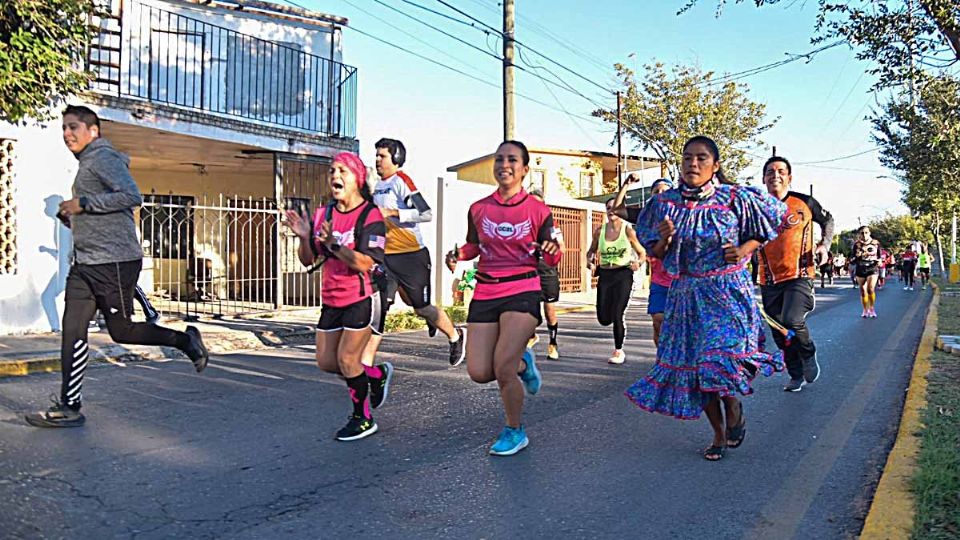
[757,156,835,392]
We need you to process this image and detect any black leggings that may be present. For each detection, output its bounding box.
[61,261,189,409]
[902,261,916,287]
[596,266,634,349]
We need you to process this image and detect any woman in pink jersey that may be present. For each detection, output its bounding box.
[285,152,392,442]
[445,140,562,456]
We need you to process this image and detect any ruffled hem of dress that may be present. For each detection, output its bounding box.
[624,349,784,420]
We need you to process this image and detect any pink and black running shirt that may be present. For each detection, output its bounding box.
[312,202,386,308]
[456,189,562,301]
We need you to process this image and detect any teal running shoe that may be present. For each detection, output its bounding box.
[519,348,541,395]
[489,425,529,456]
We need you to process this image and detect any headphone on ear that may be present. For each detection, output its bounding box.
[390,140,406,167]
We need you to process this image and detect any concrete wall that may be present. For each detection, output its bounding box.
[0,120,79,334]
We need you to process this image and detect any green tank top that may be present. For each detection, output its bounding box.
[599,222,632,267]
[918,253,931,268]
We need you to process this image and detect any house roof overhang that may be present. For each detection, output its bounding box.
[446,147,663,172]
[183,0,348,28]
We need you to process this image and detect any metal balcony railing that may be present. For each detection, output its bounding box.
[88,1,357,138]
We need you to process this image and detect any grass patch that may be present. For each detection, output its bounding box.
[383,306,467,333]
[913,277,960,540]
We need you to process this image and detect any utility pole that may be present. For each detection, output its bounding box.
[616,90,623,188]
[502,0,515,140]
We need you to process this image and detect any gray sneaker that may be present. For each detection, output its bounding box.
[783,378,805,392]
[802,353,820,384]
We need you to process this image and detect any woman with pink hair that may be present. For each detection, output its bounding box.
[285,152,393,441]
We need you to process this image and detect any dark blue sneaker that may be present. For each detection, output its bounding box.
[519,348,541,395]
[489,425,529,456]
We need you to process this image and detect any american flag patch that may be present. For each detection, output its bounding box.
[368,235,385,249]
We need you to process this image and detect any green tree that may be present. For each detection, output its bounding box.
[683,1,959,91]
[872,75,960,267]
[592,62,776,181]
[0,0,97,123]
[863,213,934,251]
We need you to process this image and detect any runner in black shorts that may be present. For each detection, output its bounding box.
[361,138,464,368]
[852,226,881,318]
[528,189,562,360]
[285,152,392,441]
[25,106,209,428]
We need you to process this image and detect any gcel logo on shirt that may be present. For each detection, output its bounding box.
[482,217,532,240]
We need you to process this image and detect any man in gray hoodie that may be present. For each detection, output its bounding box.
[25,105,209,428]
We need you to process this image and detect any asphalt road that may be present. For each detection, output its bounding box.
[0,280,930,539]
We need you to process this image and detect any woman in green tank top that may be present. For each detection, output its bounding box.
[917,243,934,290]
[586,198,647,364]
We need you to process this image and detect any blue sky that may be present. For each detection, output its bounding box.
[297,0,906,231]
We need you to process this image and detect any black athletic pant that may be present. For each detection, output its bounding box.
[761,278,817,381]
[902,261,916,287]
[61,260,189,409]
[596,266,634,349]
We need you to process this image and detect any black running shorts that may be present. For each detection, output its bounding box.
[467,291,542,325]
[855,263,878,278]
[383,248,433,309]
[67,259,143,319]
[317,295,382,335]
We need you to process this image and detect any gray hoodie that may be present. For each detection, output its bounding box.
[69,138,144,265]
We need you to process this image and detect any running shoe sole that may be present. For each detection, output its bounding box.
[489,436,529,456]
[24,412,85,428]
[335,422,378,441]
[372,362,394,410]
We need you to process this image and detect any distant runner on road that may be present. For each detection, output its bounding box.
[852,226,882,318]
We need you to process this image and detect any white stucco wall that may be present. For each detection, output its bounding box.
[0,120,78,334]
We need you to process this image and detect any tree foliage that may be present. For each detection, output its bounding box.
[866,214,933,251]
[0,0,97,123]
[872,75,960,216]
[592,62,776,181]
[683,1,960,91]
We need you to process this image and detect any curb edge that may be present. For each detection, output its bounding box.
[860,282,938,539]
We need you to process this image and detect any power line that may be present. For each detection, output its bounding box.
[795,147,880,165]
[704,41,845,87]
[369,0,501,61]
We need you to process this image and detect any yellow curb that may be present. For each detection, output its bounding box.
[0,357,61,378]
[860,282,938,539]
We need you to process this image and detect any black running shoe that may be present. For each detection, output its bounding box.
[25,397,85,428]
[182,326,209,373]
[783,378,805,392]
[427,320,438,338]
[449,327,465,366]
[802,352,820,384]
[335,415,378,441]
[369,362,394,409]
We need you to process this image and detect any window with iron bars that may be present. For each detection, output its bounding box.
[0,139,16,275]
[141,194,195,259]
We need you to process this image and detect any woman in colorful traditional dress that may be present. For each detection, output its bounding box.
[625,136,786,461]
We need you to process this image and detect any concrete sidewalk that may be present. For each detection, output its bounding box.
[0,301,597,377]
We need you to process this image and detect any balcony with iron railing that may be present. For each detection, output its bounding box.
[87,0,357,139]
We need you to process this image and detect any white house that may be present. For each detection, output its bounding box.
[0,0,358,334]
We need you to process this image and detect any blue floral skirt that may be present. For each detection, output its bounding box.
[625,267,783,420]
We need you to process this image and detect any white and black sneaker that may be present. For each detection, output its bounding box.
[783,378,805,392]
[334,415,378,441]
[449,327,466,366]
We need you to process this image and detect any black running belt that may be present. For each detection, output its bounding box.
[476,271,538,284]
